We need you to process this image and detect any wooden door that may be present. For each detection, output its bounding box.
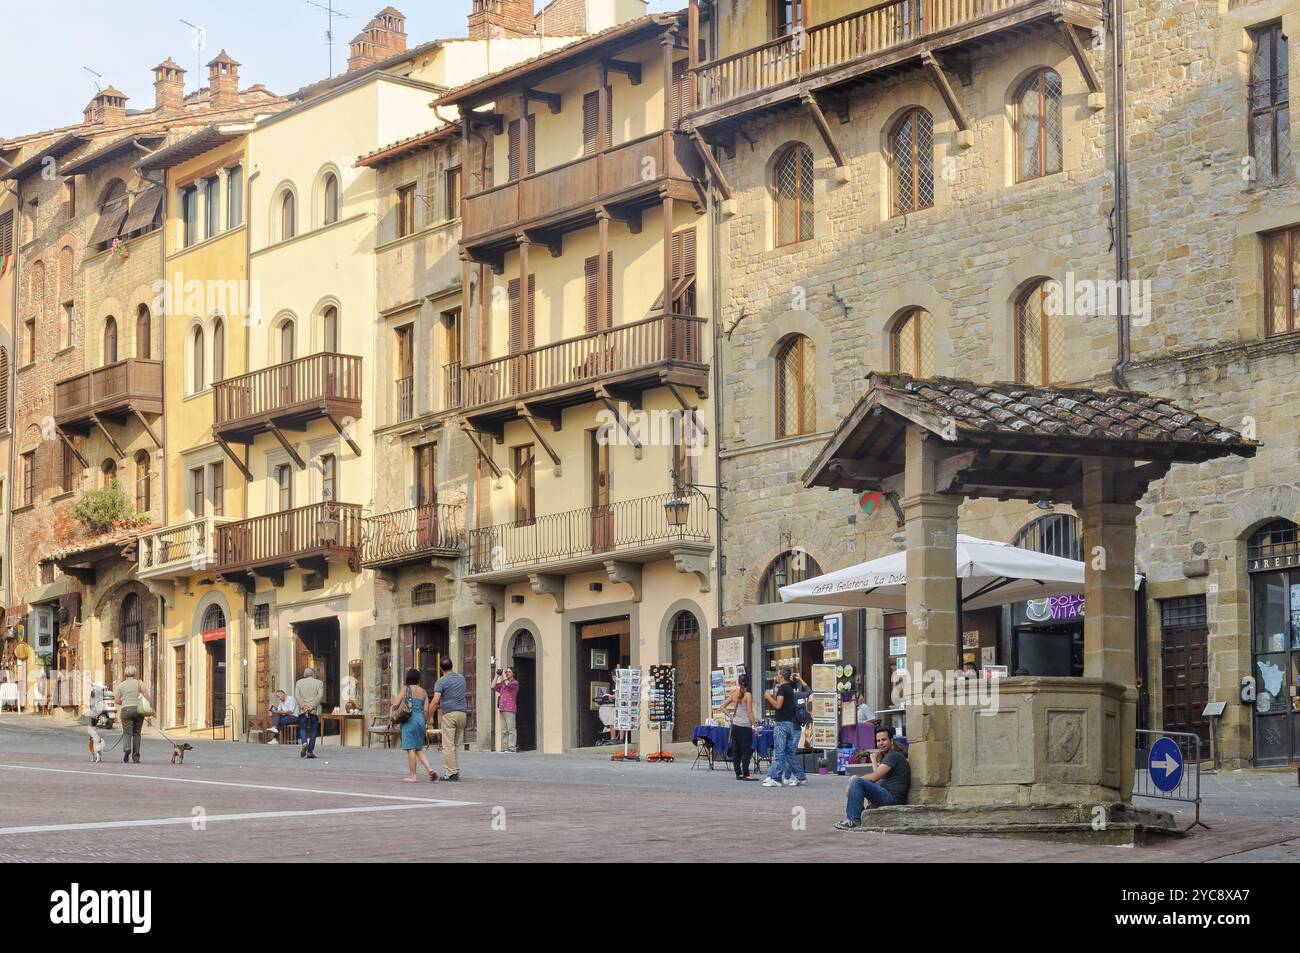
[254,639,269,715]
[461,625,477,735]
[1161,599,1210,746]
[671,619,701,742]
[591,430,612,553]
[207,641,226,727]
[414,443,436,548]
[173,645,185,726]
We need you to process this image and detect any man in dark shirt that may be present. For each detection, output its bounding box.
[836,727,910,829]
[761,667,807,787]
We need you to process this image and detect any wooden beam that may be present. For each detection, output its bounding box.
[267,422,306,470]
[603,58,642,85]
[89,413,124,459]
[1115,460,1171,503]
[596,385,642,450]
[214,433,253,481]
[665,380,709,441]
[687,126,731,200]
[517,404,562,468]
[325,412,363,458]
[132,407,162,449]
[459,420,503,479]
[826,457,898,484]
[920,51,971,132]
[1054,16,1102,94]
[525,88,561,114]
[949,469,1079,493]
[800,92,847,168]
[466,109,504,134]
[55,427,88,468]
[603,202,642,234]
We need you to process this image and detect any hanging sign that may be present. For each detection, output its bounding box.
[821,613,843,662]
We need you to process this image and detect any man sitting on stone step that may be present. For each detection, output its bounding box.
[836,727,910,831]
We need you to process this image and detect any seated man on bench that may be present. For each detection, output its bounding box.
[836,727,911,830]
[267,689,298,744]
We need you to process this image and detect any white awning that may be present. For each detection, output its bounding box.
[779,535,1139,611]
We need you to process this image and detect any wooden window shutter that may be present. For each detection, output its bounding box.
[508,278,521,353]
[671,61,689,126]
[584,255,599,332]
[526,114,536,175]
[508,120,520,182]
[526,273,536,348]
[583,92,599,156]
[0,346,8,429]
[0,210,12,258]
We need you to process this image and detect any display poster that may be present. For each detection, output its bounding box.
[980,646,996,667]
[811,723,839,750]
[889,635,907,656]
[716,636,745,669]
[811,693,838,721]
[615,667,642,731]
[710,669,726,725]
[811,663,837,694]
[962,630,980,649]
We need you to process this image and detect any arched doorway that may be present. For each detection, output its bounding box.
[1247,519,1300,765]
[670,611,701,742]
[508,629,537,752]
[201,603,228,728]
[119,593,143,687]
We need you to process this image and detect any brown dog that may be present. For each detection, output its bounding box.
[170,743,194,764]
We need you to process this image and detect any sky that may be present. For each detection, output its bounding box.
[0,0,680,140]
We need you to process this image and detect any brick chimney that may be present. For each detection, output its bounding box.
[347,7,408,72]
[206,50,240,109]
[153,58,186,112]
[468,0,536,39]
[83,86,128,124]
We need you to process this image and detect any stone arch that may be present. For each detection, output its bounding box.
[502,617,542,752]
[741,542,836,607]
[989,248,1069,381]
[311,295,343,352]
[193,589,233,636]
[752,310,834,442]
[656,597,709,672]
[764,138,826,250]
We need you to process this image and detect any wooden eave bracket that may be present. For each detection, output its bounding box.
[459,419,504,480]
[524,88,561,114]
[55,426,89,468]
[267,422,306,470]
[686,125,732,201]
[517,403,562,469]
[132,407,163,449]
[325,412,363,457]
[665,380,709,445]
[920,51,972,135]
[89,413,124,459]
[596,384,643,452]
[1054,16,1102,95]
[214,433,253,481]
[467,110,504,135]
[603,58,642,85]
[800,92,848,169]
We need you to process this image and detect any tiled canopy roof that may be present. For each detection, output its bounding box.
[885,374,1251,449]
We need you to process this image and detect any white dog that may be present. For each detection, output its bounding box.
[87,724,105,763]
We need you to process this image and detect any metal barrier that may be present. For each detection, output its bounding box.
[1133,728,1208,831]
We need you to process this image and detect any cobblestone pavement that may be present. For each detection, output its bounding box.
[1,716,1296,862]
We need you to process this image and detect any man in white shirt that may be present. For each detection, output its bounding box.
[267,689,299,744]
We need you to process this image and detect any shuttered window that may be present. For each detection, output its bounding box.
[583,90,613,155]
[0,346,9,432]
[508,275,535,353]
[670,60,690,126]
[507,115,537,181]
[0,210,12,258]
[584,252,614,333]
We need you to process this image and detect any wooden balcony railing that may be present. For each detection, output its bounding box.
[138,516,234,578]
[461,313,704,410]
[467,492,710,574]
[695,0,1048,111]
[361,502,464,568]
[214,502,362,574]
[213,352,362,430]
[463,130,692,241]
[54,358,163,424]
[444,362,462,411]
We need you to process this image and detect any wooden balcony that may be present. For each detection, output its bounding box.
[461,130,702,269]
[212,352,363,456]
[137,516,235,580]
[54,359,163,433]
[691,0,1102,127]
[360,502,464,570]
[460,313,707,435]
[214,502,362,588]
[465,492,712,586]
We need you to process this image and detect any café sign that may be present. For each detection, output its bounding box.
[1018,593,1084,625]
[1249,552,1300,573]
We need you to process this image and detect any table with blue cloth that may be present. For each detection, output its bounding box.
[690,724,773,769]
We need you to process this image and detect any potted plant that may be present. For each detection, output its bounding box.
[817,755,828,775]
[845,749,875,776]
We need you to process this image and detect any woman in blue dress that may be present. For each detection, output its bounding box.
[392,668,437,782]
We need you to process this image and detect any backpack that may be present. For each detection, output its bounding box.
[795,698,809,726]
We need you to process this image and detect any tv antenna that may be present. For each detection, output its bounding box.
[303,0,354,77]
[180,19,207,94]
[82,66,103,93]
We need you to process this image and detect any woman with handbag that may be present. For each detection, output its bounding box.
[391,668,437,783]
[114,665,149,764]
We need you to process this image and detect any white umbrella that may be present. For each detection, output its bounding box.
[779,534,1114,611]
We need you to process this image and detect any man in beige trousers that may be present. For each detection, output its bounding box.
[430,656,468,781]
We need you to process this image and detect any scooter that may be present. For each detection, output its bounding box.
[87,684,117,729]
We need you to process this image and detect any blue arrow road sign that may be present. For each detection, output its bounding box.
[1147,737,1184,792]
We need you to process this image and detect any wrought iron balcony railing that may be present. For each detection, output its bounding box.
[361,502,465,568]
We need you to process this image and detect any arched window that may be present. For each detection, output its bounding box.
[773,143,814,246]
[1248,519,1300,563]
[890,308,935,377]
[775,334,815,438]
[759,549,824,603]
[280,190,296,241]
[1015,68,1063,182]
[29,260,45,315]
[889,107,934,215]
[411,582,437,606]
[201,603,226,634]
[322,172,339,226]
[1015,279,1066,385]
[192,325,205,392]
[134,449,152,514]
[135,305,151,360]
[322,305,338,353]
[119,592,142,681]
[101,458,118,487]
[279,318,296,363]
[103,316,118,365]
[1013,514,1081,560]
[212,317,225,382]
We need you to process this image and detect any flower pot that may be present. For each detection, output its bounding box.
[818,767,828,775]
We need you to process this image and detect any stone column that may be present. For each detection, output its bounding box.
[901,425,960,804]
[1078,456,1139,800]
